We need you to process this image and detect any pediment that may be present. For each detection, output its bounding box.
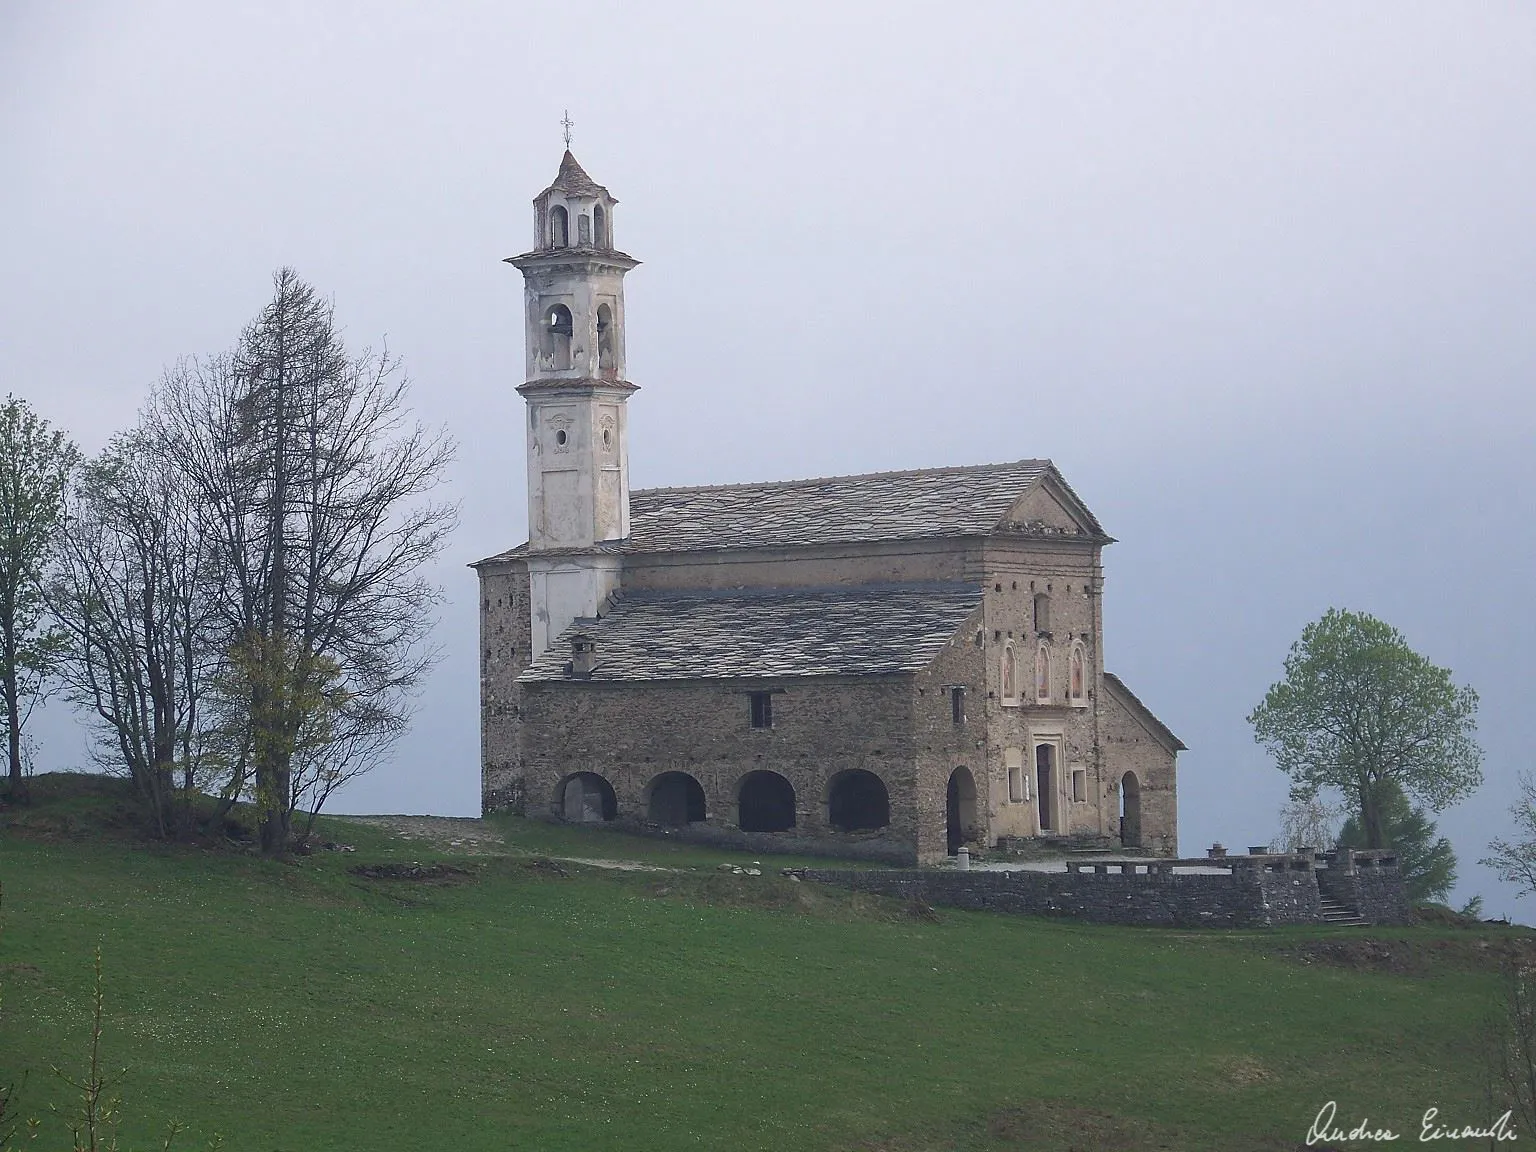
[997,470,1106,539]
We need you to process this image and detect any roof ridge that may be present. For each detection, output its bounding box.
[622,580,980,603]
[633,459,1052,499]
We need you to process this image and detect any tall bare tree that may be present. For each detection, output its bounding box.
[0,395,79,802]
[158,269,456,853]
[49,425,224,837]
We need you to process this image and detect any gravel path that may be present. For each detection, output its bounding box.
[336,815,513,855]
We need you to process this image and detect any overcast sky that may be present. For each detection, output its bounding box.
[4,2,1533,916]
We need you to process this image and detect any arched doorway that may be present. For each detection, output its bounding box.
[945,767,977,855]
[647,772,706,827]
[1119,771,1142,848]
[827,770,890,832]
[558,772,616,823]
[738,771,796,832]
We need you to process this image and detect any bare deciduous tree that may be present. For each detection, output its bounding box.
[157,269,456,853]
[49,426,224,837]
[1483,773,1536,900]
[1270,795,1343,853]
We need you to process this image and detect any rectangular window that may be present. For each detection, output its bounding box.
[1071,767,1088,803]
[1006,748,1025,802]
[950,686,965,724]
[749,691,773,729]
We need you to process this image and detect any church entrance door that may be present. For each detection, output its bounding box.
[1035,745,1056,833]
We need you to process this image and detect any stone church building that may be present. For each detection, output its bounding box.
[475,151,1183,865]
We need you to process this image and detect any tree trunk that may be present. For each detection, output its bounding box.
[3,644,22,802]
[1360,781,1386,849]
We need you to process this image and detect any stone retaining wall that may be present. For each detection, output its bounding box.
[794,858,1404,928]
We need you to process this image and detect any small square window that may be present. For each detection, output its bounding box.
[950,686,965,724]
[749,691,773,729]
[1071,768,1088,803]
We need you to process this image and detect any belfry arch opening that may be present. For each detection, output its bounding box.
[550,204,569,248]
[543,304,573,371]
[596,303,615,374]
[737,771,796,832]
[557,772,616,823]
[827,770,890,832]
[647,772,706,826]
[1119,771,1142,848]
[593,203,608,248]
[945,766,977,855]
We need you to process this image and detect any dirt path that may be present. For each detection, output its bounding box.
[334,815,672,871]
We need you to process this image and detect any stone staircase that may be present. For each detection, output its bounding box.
[1318,895,1368,927]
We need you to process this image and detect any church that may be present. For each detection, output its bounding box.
[474,150,1183,865]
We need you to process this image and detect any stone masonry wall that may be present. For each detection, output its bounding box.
[518,674,923,862]
[1099,686,1179,855]
[795,867,1314,927]
[1317,855,1412,926]
[479,562,533,812]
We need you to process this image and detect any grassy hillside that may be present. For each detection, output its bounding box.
[0,776,1521,1151]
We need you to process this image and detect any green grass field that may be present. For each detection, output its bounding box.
[0,777,1521,1151]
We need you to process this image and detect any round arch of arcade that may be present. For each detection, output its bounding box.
[645,771,707,827]
[823,769,891,832]
[734,769,798,833]
[553,771,617,824]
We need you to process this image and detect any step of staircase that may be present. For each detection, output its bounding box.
[1318,897,1368,927]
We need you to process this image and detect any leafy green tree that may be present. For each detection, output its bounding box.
[1337,778,1456,903]
[0,396,79,801]
[1248,608,1482,849]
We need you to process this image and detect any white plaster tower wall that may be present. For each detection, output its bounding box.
[507,150,640,657]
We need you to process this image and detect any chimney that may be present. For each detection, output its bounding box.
[570,633,597,679]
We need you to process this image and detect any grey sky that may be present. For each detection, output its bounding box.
[3,2,1533,915]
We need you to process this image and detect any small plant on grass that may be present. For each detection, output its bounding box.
[1486,960,1536,1139]
[0,885,219,1151]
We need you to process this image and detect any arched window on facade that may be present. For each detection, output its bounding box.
[596,303,615,374]
[1069,643,1086,703]
[593,203,608,248]
[1033,592,1051,635]
[550,205,569,248]
[1035,643,1051,703]
[543,304,573,371]
[1001,644,1017,700]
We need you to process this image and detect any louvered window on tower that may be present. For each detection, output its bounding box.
[950,686,965,724]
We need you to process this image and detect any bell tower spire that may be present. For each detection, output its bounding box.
[506,147,640,657]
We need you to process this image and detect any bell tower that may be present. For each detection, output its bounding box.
[507,146,640,657]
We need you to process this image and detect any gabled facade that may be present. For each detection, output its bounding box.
[473,152,1183,865]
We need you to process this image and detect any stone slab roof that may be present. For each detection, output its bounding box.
[538,150,610,200]
[474,459,1100,566]
[518,583,982,683]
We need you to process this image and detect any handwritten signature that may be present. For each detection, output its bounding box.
[1306,1100,1518,1144]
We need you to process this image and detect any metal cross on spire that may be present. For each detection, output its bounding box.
[560,110,574,150]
